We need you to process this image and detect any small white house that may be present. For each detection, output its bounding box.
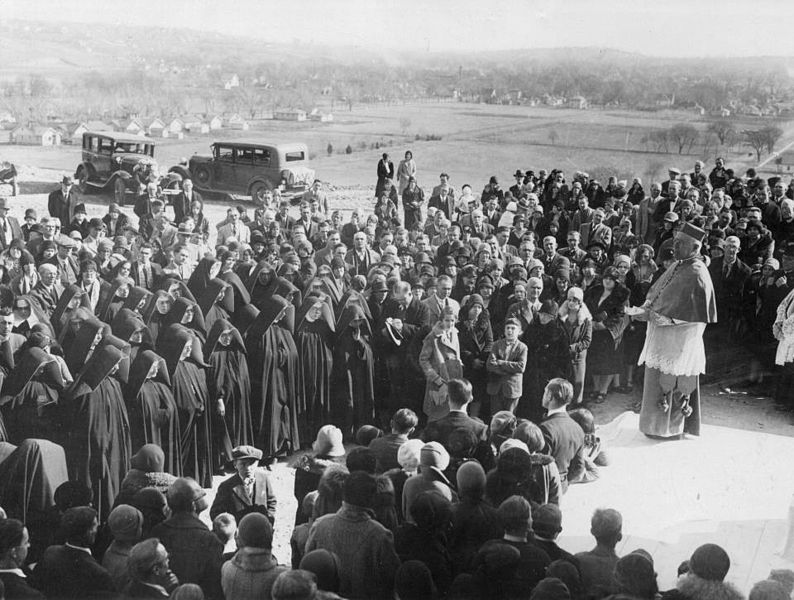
[167,117,184,134]
[13,125,62,146]
[226,114,249,130]
[147,117,167,137]
[274,108,307,121]
[121,118,144,134]
[208,115,223,130]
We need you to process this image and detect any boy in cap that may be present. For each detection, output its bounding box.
[209,445,277,524]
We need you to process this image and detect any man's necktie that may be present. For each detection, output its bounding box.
[143,266,150,289]
[244,477,254,499]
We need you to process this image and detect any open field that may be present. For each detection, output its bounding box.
[5,102,794,194]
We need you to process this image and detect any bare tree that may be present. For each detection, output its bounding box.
[744,129,767,162]
[760,125,784,154]
[649,129,669,153]
[669,123,699,154]
[707,119,736,146]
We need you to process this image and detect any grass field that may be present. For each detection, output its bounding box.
[3,102,794,197]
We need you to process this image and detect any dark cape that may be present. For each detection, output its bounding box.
[66,344,131,520]
[520,312,568,422]
[111,307,154,364]
[294,293,335,443]
[204,319,253,449]
[125,350,183,476]
[61,315,109,376]
[196,278,234,334]
[332,302,376,436]
[0,347,66,444]
[158,323,215,488]
[187,256,220,300]
[0,438,69,562]
[245,294,300,457]
[645,256,718,323]
[219,269,251,310]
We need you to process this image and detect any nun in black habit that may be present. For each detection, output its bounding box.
[125,350,182,477]
[245,294,300,458]
[65,343,132,520]
[158,323,215,488]
[196,278,234,334]
[332,302,376,438]
[295,293,335,444]
[204,319,253,449]
[141,290,172,343]
[157,296,207,345]
[111,307,155,364]
[0,343,68,444]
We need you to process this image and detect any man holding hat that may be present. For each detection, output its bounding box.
[638,221,717,438]
[47,175,81,226]
[210,445,277,524]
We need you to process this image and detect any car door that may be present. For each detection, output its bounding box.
[94,135,114,179]
[213,144,236,189]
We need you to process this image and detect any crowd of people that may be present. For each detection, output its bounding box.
[0,151,791,598]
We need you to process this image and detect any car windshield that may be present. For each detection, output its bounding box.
[114,142,148,154]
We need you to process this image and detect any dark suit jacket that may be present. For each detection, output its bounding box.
[708,257,751,320]
[151,513,223,600]
[376,297,429,359]
[209,469,277,523]
[428,194,456,220]
[424,410,488,446]
[130,261,164,291]
[47,188,81,226]
[47,255,80,287]
[102,212,130,238]
[579,222,612,249]
[31,544,116,599]
[0,216,23,251]
[30,282,64,316]
[0,570,45,599]
[540,412,585,488]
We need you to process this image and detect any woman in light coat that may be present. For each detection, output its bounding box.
[397,150,417,195]
[419,305,463,422]
[557,286,593,404]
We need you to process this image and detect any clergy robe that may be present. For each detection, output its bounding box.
[159,324,215,488]
[125,350,182,476]
[332,303,375,437]
[66,344,131,520]
[205,319,253,449]
[294,293,335,443]
[639,256,717,437]
[245,294,300,457]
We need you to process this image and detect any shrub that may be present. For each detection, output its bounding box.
[345,144,353,154]
[327,143,333,155]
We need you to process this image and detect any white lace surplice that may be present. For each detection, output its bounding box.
[638,320,706,377]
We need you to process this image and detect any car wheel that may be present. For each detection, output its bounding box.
[250,180,273,205]
[194,166,211,186]
[78,170,91,194]
[114,178,127,206]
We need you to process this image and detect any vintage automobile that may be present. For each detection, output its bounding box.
[74,131,179,204]
[169,141,315,203]
[0,161,18,196]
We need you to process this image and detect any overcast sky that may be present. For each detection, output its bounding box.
[6,0,794,58]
